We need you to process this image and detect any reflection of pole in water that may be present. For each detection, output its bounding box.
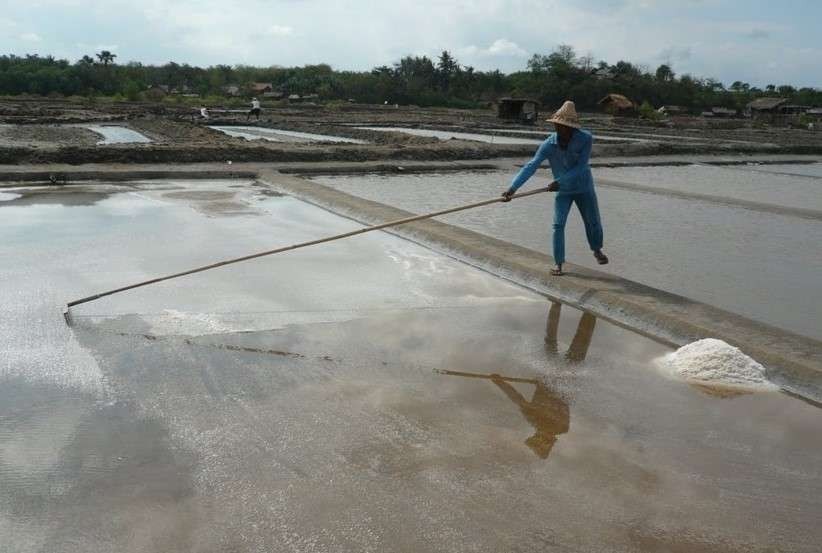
[545,301,596,363]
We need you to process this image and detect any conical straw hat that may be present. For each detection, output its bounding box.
[546,100,581,129]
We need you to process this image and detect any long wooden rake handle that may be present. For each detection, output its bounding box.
[63,185,550,323]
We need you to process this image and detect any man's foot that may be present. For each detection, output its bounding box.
[550,265,564,276]
[594,250,609,265]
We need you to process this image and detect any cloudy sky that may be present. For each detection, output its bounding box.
[1,0,820,87]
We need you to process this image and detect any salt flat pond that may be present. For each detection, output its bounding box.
[210,125,366,143]
[314,167,822,340]
[1,180,820,552]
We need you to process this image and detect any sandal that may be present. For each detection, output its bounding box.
[594,251,609,265]
[550,267,564,276]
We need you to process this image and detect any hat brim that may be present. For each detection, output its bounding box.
[545,117,581,129]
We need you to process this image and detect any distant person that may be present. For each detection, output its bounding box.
[501,101,608,276]
[247,97,261,121]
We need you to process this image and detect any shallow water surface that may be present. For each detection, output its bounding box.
[210,125,366,143]
[83,125,152,144]
[314,171,822,339]
[1,180,821,552]
[356,126,543,144]
[595,163,822,211]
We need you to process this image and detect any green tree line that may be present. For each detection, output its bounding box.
[1,46,820,111]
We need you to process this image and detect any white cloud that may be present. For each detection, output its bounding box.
[486,38,527,57]
[266,25,293,37]
[19,32,42,42]
[459,38,528,62]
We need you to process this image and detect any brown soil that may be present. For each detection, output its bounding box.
[0,124,100,148]
[1,97,821,164]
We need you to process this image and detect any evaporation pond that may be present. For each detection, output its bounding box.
[313,171,822,340]
[1,179,820,552]
[356,126,543,144]
[82,125,152,144]
[595,163,822,211]
[209,125,366,143]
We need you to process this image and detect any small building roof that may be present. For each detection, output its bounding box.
[711,107,737,114]
[497,97,540,105]
[250,82,274,92]
[598,93,635,109]
[747,97,787,111]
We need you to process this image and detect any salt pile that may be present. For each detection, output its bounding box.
[658,338,776,390]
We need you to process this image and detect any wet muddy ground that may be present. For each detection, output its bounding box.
[0,123,101,148]
[1,180,821,552]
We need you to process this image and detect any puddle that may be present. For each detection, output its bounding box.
[209,126,366,144]
[82,125,152,145]
[2,179,821,552]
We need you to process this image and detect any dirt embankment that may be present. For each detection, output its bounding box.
[0,141,535,165]
[1,98,822,164]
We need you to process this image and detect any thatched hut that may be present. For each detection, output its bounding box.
[496,97,540,124]
[598,93,636,115]
[746,97,787,122]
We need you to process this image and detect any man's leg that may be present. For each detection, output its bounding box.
[575,190,604,253]
[544,301,561,355]
[566,313,596,363]
[552,194,573,268]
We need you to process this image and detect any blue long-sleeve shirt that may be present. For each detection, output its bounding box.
[509,129,594,195]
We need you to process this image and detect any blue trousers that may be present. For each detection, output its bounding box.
[552,190,603,265]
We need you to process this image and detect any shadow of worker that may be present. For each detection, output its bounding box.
[489,302,596,459]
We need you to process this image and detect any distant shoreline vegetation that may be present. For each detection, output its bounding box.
[1,45,819,111]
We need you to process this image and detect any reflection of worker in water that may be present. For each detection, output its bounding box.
[544,301,596,363]
[491,302,595,458]
[438,302,595,459]
[490,375,569,459]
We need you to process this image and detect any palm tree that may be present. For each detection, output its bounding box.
[96,50,117,66]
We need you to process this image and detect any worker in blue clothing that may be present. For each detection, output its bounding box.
[502,101,608,276]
